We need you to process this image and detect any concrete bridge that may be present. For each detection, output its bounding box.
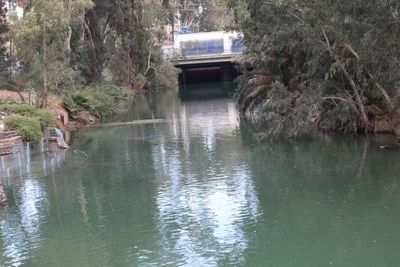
[163,31,243,66]
[163,31,244,96]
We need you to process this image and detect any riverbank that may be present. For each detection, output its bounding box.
[0,82,128,135]
[0,96,106,160]
[237,96,400,140]
[0,89,112,205]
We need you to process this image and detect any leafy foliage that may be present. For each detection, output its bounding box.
[8,0,93,107]
[0,0,9,78]
[232,0,400,138]
[63,83,127,118]
[4,114,42,141]
[178,0,234,32]
[0,103,56,129]
[75,0,178,92]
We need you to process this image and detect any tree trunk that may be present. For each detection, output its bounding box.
[65,0,72,64]
[41,25,48,108]
[42,68,48,108]
[65,25,72,63]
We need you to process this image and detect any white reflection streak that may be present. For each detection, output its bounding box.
[202,122,215,152]
[148,100,259,266]
[207,168,259,246]
[0,179,48,266]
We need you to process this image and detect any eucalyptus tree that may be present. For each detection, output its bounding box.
[73,0,115,83]
[0,0,21,99]
[177,0,234,32]
[78,0,178,92]
[9,0,93,107]
[0,0,9,77]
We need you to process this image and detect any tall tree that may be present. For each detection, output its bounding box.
[0,0,8,77]
[73,0,115,83]
[78,0,178,92]
[178,0,234,32]
[9,0,93,107]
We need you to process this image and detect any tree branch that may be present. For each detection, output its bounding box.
[322,30,369,131]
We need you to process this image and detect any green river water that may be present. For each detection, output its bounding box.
[1,91,400,266]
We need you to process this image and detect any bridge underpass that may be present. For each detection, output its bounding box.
[178,62,237,98]
[163,31,243,98]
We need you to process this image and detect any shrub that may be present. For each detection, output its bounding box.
[0,103,36,115]
[0,103,56,130]
[33,109,56,129]
[62,83,127,118]
[4,115,42,141]
[88,83,126,117]
[71,93,91,110]
[62,94,78,113]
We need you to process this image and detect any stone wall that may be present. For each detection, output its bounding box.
[0,131,23,156]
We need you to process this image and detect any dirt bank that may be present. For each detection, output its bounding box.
[0,89,98,133]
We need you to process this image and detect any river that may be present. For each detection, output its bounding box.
[1,90,400,266]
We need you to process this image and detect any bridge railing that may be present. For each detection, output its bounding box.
[163,40,244,59]
[163,31,244,60]
[181,39,225,56]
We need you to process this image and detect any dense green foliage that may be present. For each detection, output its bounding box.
[0,0,179,109]
[178,0,234,32]
[0,1,27,102]
[232,0,400,138]
[63,83,127,118]
[8,0,94,107]
[73,0,178,92]
[4,115,42,141]
[0,0,236,113]
[0,0,7,76]
[0,103,56,129]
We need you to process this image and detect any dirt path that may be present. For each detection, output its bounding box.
[0,89,35,103]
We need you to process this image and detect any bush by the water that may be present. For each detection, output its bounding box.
[231,0,400,138]
[33,109,57,129]
[4,115,42,141]
[0,103,56,130]
[0,103,57,141]
[0,103,36,114]
[63,83,126,118]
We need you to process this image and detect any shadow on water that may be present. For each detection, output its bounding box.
[179,81,235,100]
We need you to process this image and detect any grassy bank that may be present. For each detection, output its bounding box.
[0,82,128,141]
